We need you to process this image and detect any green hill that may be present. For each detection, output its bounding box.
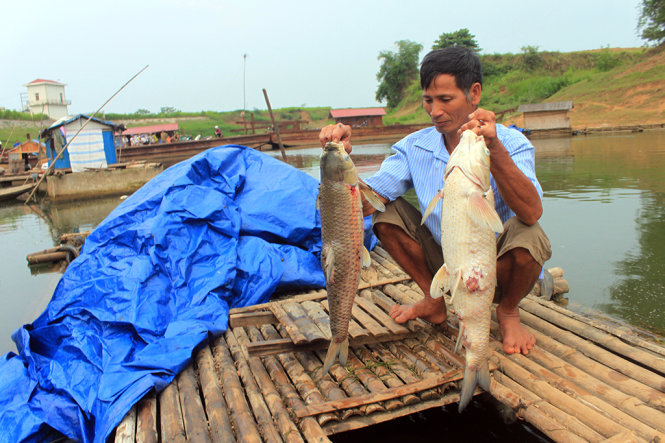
[385,45,665,129]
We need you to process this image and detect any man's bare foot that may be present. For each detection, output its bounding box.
[496,304,535,355]
[390,297,447,324]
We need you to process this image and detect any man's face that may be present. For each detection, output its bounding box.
[422,74,481,135]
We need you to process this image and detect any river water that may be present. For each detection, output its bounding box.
[1,131,664,440]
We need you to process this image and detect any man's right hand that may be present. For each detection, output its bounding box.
[318,123,352,153]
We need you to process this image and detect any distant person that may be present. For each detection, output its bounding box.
[214,126,223,138]
[318,47,551,356]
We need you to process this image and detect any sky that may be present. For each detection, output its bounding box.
[1,0,647,115]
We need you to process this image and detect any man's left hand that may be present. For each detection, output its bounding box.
[459,108,498,150]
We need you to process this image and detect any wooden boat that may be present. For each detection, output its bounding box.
[0,183,34,202]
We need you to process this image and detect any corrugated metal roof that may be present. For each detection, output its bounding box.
[122,123,179,136]
[330,107,386,118]
[517,101,573,113]
[40,114,120,137]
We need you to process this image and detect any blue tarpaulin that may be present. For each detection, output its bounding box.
[0,145,376,442]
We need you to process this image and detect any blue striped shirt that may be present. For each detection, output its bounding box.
[364,124,543,245]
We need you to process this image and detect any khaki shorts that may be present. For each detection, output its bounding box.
[372,197,552,275]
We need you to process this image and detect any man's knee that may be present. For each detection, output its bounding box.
[374,221,401,241]
[504,247,540,270]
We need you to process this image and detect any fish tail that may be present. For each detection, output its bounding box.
[321,337,349,375]
[458,360,491,412]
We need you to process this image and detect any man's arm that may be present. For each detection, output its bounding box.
[459,109,542,225]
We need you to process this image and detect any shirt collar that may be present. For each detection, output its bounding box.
[414,126,450,162]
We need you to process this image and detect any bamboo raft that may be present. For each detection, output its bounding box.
[113,246,665,443]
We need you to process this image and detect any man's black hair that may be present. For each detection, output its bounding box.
[420,47,482,96]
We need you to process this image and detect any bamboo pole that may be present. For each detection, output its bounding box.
[135,391,158,443]
[226,328,291,443]
[194,345,235,443]
[527,343,665,434]
[158,378,187,442]
[176,365,212,442]
[282,301,328,342]
[493,371,605,442]
[520,297,665,374]
[519,308,665,400]
[346,348,403,411]
[114,404,136,443]
[353,345,420,405]
[522,321,665,412]
[490,377,592,443]
[525,294,665,359]
[491,341,663,442]
[491,348,639,439]
[262,88,287,161]
[246,327,335,440]
[211,335,262,443]
[356,291,410,335]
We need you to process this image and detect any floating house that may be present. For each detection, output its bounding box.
[41,115,121,172]
[6,134,47,172]
[517,101,574,131]
[23,79,70,119]
[330,107,386,127]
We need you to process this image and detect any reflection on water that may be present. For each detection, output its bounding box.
[2,132,665,354]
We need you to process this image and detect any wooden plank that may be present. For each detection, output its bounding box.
[158,378,186,443]
[136,391,158,443]
[229,310,277,328]
[271,302,309,345]
[297,368,463,418]
[176,365,212,442]
[350,303,390,338]
[195,345,234,443]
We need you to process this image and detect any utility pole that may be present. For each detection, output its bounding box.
[243,53,247,134]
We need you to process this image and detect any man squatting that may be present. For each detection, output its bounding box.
[318,47,552,355]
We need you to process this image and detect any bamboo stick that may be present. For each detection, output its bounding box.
[176,365,212,443]
[350,303,390,338]
[114,404,136,443]
[194,346,234,443]
[403,337,455,373]
[230,289,327,314]
[527,344,665,434]
[319,299,368,339]
[491,348,638,439]
[246,327,336,439]
[491,342,663,442]
[300,301,333,340]
[211,335,262,443]
[519,308,665,404]
[356,290,410,335]
[353,345,420,405]
[382,284,420,306]
[520,297,665,374]
[493,371,605,442]
[526,294,665,359]
[135,391,158,443]
[524,324,665,413]
[282,301,328,343]
[158,377,187,443]
[233,327,305,443]
[272,303,310,345]
[346,349,403,411]
[226,328,285,443]
[373,343,440,401]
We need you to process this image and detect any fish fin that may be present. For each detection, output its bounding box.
[449,269,463,305]
[322,245,335,284]
[467,191,504,233]
[458,364,480,412]
[338,337,349,367]
[454,322,465,354]
[321,340,340,375]
[421,189,444,225]
[361,246,372,268]
[430,264,450,299]
[359,179,386,212]
[478,360,491,392]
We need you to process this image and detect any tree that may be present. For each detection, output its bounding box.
[638,0,665,45]
[432,28,481,52]
[376,40,423,109]
[520,45,542,71]
[135,109,151,116]
[160,106,179,114]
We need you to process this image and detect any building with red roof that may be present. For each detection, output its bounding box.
[329,107,386,127]
[23,79,70,120]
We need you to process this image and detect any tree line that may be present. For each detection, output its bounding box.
[376,0,665,109]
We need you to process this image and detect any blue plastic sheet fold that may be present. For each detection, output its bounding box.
[0,145,376,442]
